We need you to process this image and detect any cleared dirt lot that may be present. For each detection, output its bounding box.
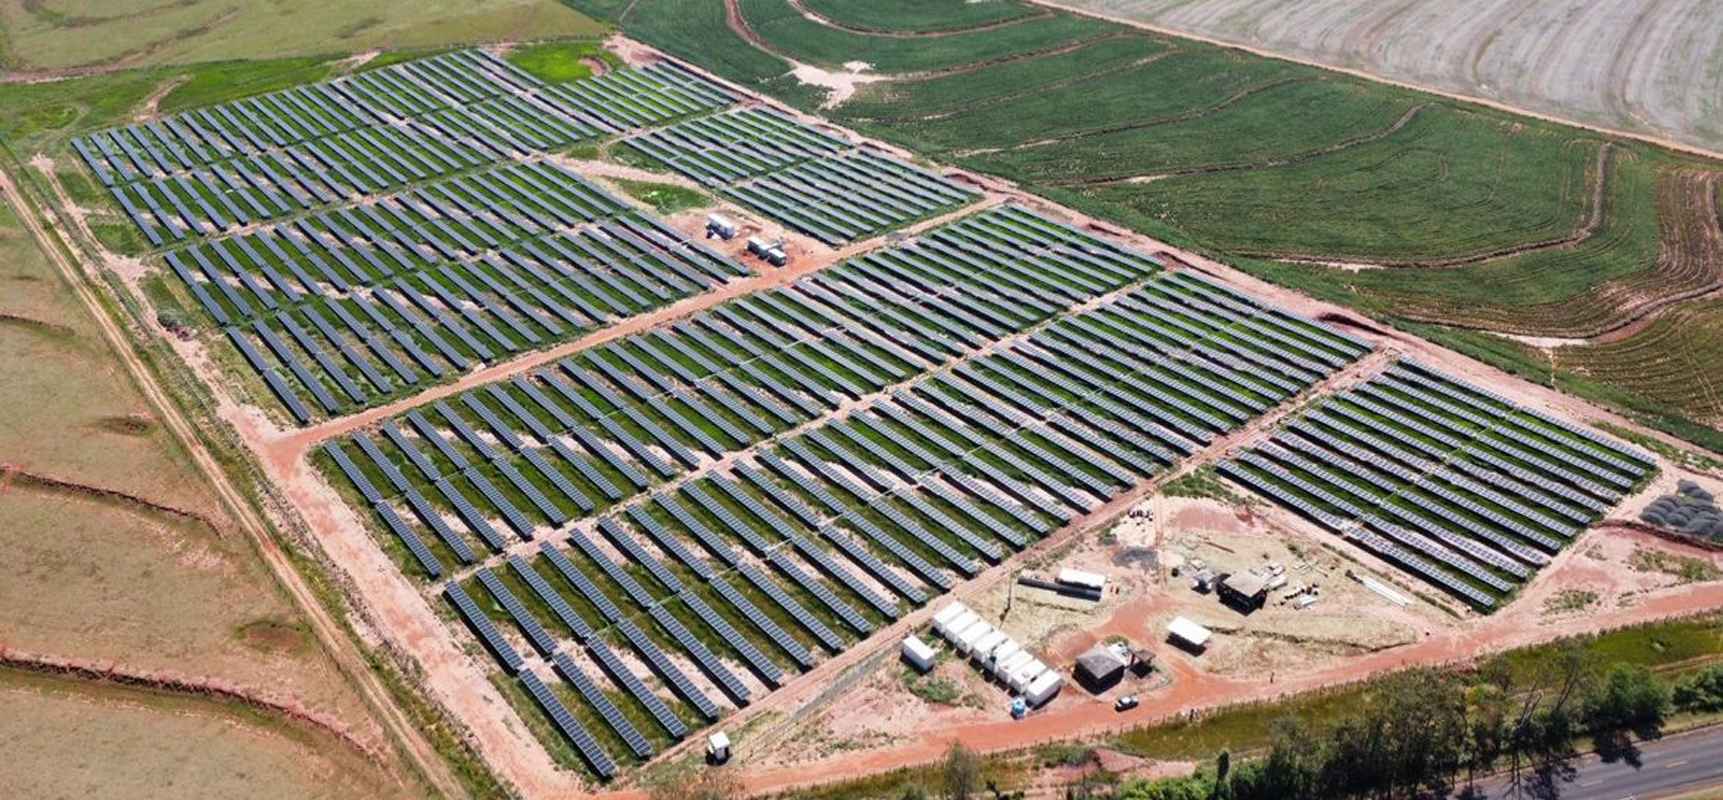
[1054,0,1723,155]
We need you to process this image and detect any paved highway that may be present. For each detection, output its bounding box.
[1478,726,1723,799]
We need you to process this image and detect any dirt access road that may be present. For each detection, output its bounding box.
[0,165,467,800]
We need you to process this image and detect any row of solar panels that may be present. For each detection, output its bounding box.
[78,52,738,245]
[75,50,534,186]
[627,106,976,244]
[168,160,637,318]
[1222,360,1652,608]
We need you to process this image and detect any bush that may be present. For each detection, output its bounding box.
[1673,664,1723,713]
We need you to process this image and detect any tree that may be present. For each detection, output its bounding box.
[1585,663,1670,736]
[943,742,981,800]
[1673,664,1723,713]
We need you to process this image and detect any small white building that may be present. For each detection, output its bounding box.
[705,213,737,240]
[1057,568,1107,593]
[1024,670,1063,707]
[996,650,1034,680]
[1167,616,1213,650]
[932,602,968,629]
[1009,660,1047,693]
[989,641,1022,672]
[956,621,993,655]
[971,630,1007,663]
[707,731,731,763]
[745,236,770,256]
[901,635,938,673]
[937,610,979,640]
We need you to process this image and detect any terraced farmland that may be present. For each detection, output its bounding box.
[1223,360,1655,609]
[317,203,1373,779]
[573,0,1723,453]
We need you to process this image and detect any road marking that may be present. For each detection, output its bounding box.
[1579,779,1602,786]
[1665,759,1689,768]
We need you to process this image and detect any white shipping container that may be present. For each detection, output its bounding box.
[956,622,993,655]
[1024,670,1063,707]
[901,635,937,672]
[971,630,1007,662]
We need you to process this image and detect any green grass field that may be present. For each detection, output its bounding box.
[0,0,605,70]
[798,0,1042,34]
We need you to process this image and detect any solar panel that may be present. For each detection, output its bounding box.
[519,668,619,778]
[444,581,525,673]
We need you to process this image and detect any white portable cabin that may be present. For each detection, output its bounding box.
[1167,616,1213,650]
[932,602,968,629]
[956,621,994,655]
[901,635,938,673]
[938,610,979,640]
[1009,660,1047,693]
[988,641,1022,672]
[706,213,737,240]
[1057,568,1107,593]
[996,650,1034,679]
[763,245,787,266]
[971,630,1007,662]
[1024,670,1063,707]
[745,236,770,256]
[707,731,731,763]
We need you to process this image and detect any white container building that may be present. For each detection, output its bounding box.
[938,610,979,640]
[971,630,1007,663]
[901,635,938,673]
[1024,670,1063,707]
[956,621,993,655]
[1056,568,1107,593]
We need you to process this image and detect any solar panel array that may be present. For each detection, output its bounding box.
[74,51,733,244]
[1220,359,1655,609]
[316,203,1379,778]
[627,107,976,244]
[170,156,746,424]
